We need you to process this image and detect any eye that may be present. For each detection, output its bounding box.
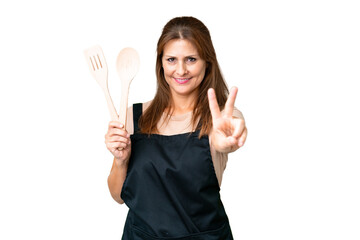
[167,57,175,63]
[187,57,196,62]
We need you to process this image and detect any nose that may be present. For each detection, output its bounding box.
[176,61,187,76]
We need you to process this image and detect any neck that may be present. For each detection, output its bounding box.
[168,91,198,115]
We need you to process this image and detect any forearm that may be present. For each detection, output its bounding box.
[107,158,129,204]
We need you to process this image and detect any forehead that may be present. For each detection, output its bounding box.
[163,39,199,56]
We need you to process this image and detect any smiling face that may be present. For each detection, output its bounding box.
[162,39,206,101]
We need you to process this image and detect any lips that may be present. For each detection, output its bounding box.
[174,77,191,84]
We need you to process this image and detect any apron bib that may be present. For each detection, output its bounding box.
[121,103,233,239]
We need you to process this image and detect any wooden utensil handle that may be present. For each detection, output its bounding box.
[119,90,128,128]
[103,88,119,121]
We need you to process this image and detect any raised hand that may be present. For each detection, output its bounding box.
[105,121,132,163]
[208,87,247,153]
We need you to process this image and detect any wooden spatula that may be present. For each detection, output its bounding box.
[116,48,140,128]
[84,45,119,121]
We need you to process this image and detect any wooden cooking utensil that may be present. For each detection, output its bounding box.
[84,45,119,121]
[116,47,140,128]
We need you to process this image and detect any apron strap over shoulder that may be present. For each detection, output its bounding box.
[133,103,143,133]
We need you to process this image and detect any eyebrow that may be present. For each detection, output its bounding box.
[163,54,199,58]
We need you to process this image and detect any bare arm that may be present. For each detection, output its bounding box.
[105,121,131,204]
[107,157,129,204]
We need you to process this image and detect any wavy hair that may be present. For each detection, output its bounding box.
[139,16,229,137]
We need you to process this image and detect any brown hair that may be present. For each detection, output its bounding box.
[139,16,229,137]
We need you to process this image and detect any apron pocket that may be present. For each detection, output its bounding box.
[131,222,232,240]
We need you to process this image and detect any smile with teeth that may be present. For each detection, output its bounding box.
[174,77,192,84]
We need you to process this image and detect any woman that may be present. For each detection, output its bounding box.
[105,16,247,240]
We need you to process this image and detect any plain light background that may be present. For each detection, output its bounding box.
[0,0,359,239]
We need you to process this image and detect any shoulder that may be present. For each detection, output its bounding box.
[220,106,244,120]
[125,100,153,134]
[142,100,152,112]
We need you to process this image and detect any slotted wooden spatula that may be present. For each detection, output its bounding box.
[84,45,118,121]
[116,48,140,127]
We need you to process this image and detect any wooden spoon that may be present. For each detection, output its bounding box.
[116,47,140,128]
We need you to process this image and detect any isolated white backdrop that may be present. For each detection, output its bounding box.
[0,0,359,239]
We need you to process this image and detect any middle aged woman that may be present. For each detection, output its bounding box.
[106,16,248,240]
